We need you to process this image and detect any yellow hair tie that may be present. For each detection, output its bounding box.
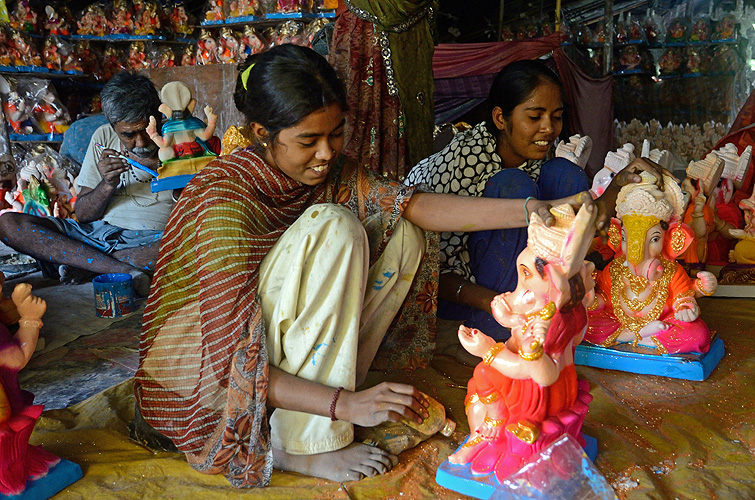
[241,63,255,90]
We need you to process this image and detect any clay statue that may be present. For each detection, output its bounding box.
[554,134,592,169]
[584,171,717,354]
[146,81,220,181]
[728,190,755,264]
[0,281,57,496]
[444,203,597,486]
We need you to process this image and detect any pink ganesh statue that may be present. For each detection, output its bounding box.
[444,203,597,489]
[584,171,717,354]
[0,282,56,495]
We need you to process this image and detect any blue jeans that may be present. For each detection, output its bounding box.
[438,158,589,340]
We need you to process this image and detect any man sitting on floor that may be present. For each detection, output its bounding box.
[0,71,174,296]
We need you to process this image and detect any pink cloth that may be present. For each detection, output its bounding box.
[432,34,563,79]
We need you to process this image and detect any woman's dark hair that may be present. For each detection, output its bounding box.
[486,59,563,135]
[234,44,347,142]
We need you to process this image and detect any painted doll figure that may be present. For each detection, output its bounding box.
[448,203,596,483]
[0,281,57,496]
[146,81,220,164]
[585,172,717,354]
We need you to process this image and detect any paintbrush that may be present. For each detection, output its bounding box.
[94,142,159,177]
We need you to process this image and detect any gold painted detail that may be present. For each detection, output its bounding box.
[483,415,506,427]
[505,421,539,444]
[483,342,505,365]
[609,255,674,342]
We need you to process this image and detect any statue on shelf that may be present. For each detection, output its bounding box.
[153,47,176,68]
[134,0,161,36]
[10,0,38,32]
[584,171,717,354]
[0,281,58,497]
[218,27,241,64]
[146,81,220,181]
[229,0,260,17]
[171,1,194,36]
[689,18,710,42]
[42,38,62,72]
[126,41,150,70]
[659,48,683,75]
[180,44,196,66]
[44,5,70,36]
[666,18,686,43]
[108,0,135,35]
[32,89,70,135]
[728,190,755,265]
[196,29,219,65]
[2,90,35,135]
[276,0,304,13]
[77,4,107,37]
[204,0,225,22]
[100,45,126,81]
[10,30,42,68]
[240,25,266,56]
[444,203,596,486]
[713,14,736,41]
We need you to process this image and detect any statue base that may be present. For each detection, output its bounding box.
[436,434,597,500]
[0,459,82,500]
[150,174,195,192]
[575,336,724,381]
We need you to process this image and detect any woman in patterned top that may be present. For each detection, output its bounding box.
[134,45,605,488]
[405,59,590,340]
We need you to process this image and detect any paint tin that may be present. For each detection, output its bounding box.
[93,273,134,318]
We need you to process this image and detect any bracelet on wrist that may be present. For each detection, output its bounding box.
[483,342,505,365]
[19,317,43,329]
[329,386,344,422]
[454,282,465,301]
[523,196,535,225]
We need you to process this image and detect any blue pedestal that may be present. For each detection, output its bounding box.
[574,336,725,381]
[435,434,597,500]
[150,174,194,192]
[1,459,83,500]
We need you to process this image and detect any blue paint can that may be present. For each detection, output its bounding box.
[93,273,134,318]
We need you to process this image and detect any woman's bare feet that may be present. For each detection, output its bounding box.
[273,442,398,482]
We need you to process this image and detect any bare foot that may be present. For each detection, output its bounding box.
[273,442,398,482]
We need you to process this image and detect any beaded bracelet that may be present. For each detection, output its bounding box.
[523,196,535,225]
[330,386,344,422]
[455,282,465,301]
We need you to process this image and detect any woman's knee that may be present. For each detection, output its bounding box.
[540,158,589,197]
[298,204,368,249]
[483,169,538,199]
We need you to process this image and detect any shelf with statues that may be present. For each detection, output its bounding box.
[200,12,336,28]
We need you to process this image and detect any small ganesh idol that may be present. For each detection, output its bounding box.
[436,203,597,497]
[44,5,70,36]
[77,4,107,37]
[171,1,195,36]
[203,0,225,22]
[584,171,717,355]
[108,0,135,35]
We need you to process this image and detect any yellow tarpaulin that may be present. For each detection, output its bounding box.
[30,297,755,499]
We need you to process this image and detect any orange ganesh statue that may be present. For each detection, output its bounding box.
[584,171,717,354]
[438,203,597,495]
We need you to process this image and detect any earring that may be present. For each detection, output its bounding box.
[261,141,268,148]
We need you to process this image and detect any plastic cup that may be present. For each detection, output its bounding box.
[93,273,135,318]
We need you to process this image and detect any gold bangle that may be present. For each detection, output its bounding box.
[696,278,714,296]
[483,342,505,365]
[518,343,544,361]
[483,415,505,427]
